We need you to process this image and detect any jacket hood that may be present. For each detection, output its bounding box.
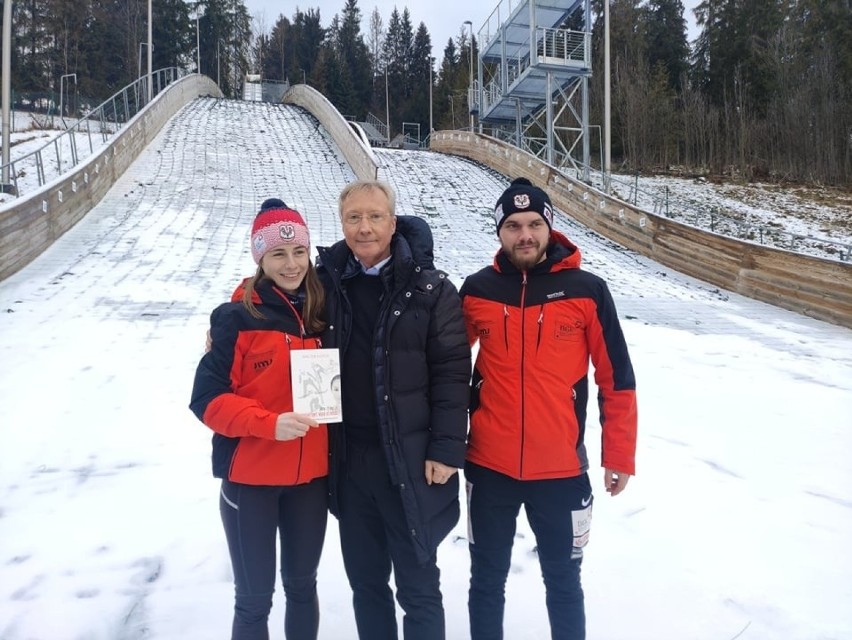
[394,215,435,269]
[494,229,582,275]
[231,277,252,303]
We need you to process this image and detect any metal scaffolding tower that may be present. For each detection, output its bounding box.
[473,0,593,179]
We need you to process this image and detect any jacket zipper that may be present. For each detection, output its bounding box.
[503,304,510,350]
[273,288,310,484]
[519,271,528,477]
[536,305,544,350]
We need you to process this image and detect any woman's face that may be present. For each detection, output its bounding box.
[261,245,310,293]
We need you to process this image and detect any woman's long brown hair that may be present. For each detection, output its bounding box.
[241,262,326,335]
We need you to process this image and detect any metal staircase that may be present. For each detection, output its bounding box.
[473,0,593,176]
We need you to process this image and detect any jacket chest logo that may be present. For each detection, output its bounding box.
[253,358,272,371]
[555,318,584,341]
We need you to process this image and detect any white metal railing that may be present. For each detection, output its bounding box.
[536,27,590,65]
[479,0,523,52]
[481,79,504,118]
[366,112,388,140]
[1,67,186,198]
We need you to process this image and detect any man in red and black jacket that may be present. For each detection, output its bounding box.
[460,177,638,640]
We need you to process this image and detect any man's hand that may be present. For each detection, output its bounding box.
[604,468,631,496]
[425,460,458,485]
[275,413,319,441]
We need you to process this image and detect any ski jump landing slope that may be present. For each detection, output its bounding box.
[0,98,850,640]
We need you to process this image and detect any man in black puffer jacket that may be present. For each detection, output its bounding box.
[316,180,470,640]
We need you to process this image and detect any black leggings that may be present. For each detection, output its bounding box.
[219,476,328,640]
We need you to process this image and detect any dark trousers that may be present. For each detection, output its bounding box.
[219,476,328,640]
[338,443,445,640]
[466,462,592,640]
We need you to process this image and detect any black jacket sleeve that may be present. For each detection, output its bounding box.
[424,274,471,468]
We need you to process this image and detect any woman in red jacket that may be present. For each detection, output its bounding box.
[190,198,329,640]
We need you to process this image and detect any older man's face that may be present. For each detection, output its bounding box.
[340,187,397,268]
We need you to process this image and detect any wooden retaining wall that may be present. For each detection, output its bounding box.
[430,131,852,329]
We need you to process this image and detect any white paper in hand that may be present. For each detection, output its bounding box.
[290,348,342,422]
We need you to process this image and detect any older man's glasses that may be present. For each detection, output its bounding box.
[342,212,391,226]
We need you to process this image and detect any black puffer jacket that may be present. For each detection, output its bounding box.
[317,216,471,563]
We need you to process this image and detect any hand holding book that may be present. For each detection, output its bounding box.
[274,413,319,441]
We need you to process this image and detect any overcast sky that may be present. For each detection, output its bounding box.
[242,0,702,63]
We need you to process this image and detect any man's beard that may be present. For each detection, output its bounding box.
[507,241,547,271]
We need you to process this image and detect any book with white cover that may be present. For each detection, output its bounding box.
[290,348,342,423]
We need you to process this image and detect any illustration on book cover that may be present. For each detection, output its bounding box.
[291,348,342,422]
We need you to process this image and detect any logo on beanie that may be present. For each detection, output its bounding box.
[543,202,553,226]
[279,224,296,241]
[253,233,266,254]
[513,194,531,209]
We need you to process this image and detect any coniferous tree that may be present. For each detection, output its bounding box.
[644,0,689,91]
[321,15,355,112]
[367,7,383,76]
[366,7,385,121]
[152,0,193,70]
[263,16,291,81]
[196,0,252,97]
[45,0,87,100]
[456,25,477,130]
[82,2,128,98]
[397,9,415,101]
[434,38,461,130]
[693,0,785,115]
[589,0,647,163]
[381,8,406,136]
[10,0,51,93]
[335,0,372,118]
[407,22,432,140]
[295,8,325,85]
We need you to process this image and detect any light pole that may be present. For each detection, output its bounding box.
[2,0,13,189]
[464,20,474,131]
[384,64,390,144]
[429,57,434,134]
[604,0,611,193]
[138,42,150,82]
[147,0,153,102]
[195,5,202,73]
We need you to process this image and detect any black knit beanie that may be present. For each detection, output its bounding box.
[493,177,553,234]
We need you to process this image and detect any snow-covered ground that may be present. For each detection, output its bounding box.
[599,171,852,261]
[1,99,851,640]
